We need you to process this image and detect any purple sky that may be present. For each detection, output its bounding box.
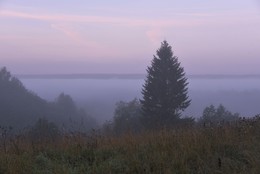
[1,0,260,74]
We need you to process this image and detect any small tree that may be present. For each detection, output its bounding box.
[29,118,60,143]
[113,99,142,135]
[54,93,97,131]
[198,104,239,126]
[56,93,77,115]
[140,41,191,129]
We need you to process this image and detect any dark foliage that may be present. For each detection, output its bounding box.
[140,41,191,129]
[52,93,98,131]
[28,118,60,143]
[0,67,49,129]
[198,104,239,126]
[0,67,97,131]
[112,99,143,135]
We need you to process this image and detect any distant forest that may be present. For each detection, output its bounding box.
[0,67,97,131]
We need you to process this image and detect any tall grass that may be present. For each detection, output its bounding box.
[0,116,260,173]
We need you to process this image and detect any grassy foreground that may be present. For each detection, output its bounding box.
[0,117,260,174]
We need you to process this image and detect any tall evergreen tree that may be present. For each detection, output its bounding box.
[140,40,191,129]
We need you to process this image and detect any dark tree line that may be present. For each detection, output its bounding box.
[0,67,48,128]
[0,67,97,131]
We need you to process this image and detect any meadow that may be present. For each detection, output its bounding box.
[0,116,259,174]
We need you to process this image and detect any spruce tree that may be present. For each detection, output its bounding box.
[140,40,191,129]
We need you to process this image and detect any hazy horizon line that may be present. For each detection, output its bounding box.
[16,73,260,80]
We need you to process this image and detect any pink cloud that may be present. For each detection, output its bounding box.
[0,10,203,27]
[50,23,82,42]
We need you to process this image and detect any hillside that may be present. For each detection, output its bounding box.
[0,67,96,130]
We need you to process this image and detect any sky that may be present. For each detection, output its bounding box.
[0,0,260,74]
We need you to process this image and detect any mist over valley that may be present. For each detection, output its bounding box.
[19,74,260,124]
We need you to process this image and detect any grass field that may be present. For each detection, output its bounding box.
[0,116,260,174]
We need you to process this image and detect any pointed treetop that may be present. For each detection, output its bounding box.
[141,40,190,129]
[156,40,173,59]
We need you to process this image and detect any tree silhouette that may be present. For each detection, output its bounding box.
[113,98,142,135]
[0,67,48,129]
[140,41,191,129]
[199,104,239,126]
[0,67,97,131]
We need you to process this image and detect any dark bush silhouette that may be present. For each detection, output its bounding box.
[112,99,143,135]
[198,104,239,126]
[28,118,60,143]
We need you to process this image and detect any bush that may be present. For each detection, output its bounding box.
[29,118,60,144]
[198,104,239,126]
[112,99,143,135]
